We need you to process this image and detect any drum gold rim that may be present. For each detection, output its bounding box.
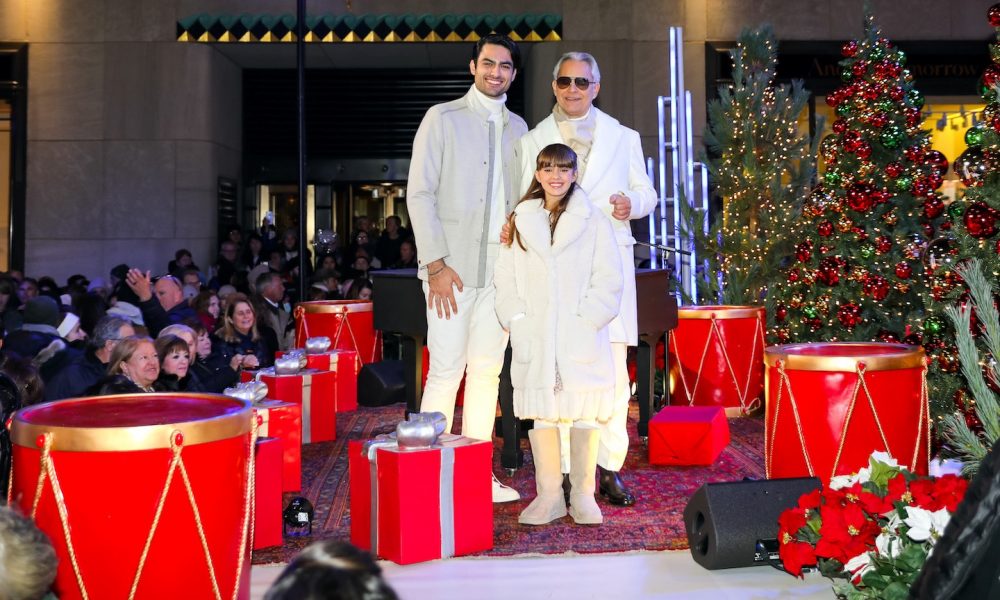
[11,394,253,452]
[764,342,925,371]
[295,300,373,314]
[677,305,764,319]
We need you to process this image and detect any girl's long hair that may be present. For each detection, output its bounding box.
[508,143,578,251]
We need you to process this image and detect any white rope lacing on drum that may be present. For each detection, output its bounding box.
[31,433,91,599]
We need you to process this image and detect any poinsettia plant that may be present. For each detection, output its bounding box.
[778,452,968,600]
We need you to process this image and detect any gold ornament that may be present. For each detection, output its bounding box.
[882,209,898,226]
[837,215,854,232]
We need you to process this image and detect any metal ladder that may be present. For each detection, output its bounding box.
[647,26,710,303]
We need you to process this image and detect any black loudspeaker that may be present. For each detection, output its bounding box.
[684,477,821,570]
[357,360,406,407]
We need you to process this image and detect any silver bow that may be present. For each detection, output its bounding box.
[396,411,448,449]
[285,348,309,369]
[273,354,302,375]
[223,380,269,403]
[305,336,332,354]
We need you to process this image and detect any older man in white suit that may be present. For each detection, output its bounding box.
[513,51,657,506]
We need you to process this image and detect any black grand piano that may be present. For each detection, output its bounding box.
[371,268,678,470]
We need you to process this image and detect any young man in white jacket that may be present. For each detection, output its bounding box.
[406,35,528,503]
[513,52,658,507]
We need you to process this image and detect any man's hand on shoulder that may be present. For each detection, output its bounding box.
[426,259,463,320]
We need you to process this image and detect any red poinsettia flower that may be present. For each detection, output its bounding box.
[797,489,822,510]
[778,506,808,534]
[816,502,877,564]
[779,539,817,578]
[885,472,908,504]
[909,478,937,508]
[931,474,969,512]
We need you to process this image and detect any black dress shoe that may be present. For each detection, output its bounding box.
[598,466,636,506]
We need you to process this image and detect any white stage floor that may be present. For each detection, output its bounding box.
[250,549,832,599]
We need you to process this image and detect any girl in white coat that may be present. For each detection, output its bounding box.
[494,143,623,525]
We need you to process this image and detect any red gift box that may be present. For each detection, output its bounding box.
[278,349,359,413]
[255,400,302,492]
[253,437,283,549]
[349,434,493,564]
[243,368,336,444]
[649,406,730,466]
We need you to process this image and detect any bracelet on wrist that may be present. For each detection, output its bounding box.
[427,266,445,278]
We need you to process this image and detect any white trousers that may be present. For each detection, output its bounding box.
[419,282,508,442]
[559,342,630,472]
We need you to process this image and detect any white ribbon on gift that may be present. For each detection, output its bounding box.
[362,412,456,559]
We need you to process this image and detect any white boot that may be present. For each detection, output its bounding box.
[568,426,603,525]
[492,473,520,503]
[519,427,568,525]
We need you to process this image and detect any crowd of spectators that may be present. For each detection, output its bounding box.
[0,214,418,412]
[0,215,414,599]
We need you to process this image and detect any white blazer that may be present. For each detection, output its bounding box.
[514,108,657,344]
[494,188,623,423]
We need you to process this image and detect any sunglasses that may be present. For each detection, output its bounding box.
[555,76,596,90]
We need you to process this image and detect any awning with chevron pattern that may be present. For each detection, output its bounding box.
[177,13,562,43]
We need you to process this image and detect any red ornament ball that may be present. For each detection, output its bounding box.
[924,149,949,173]
[818,221,834,237]
[869,112,889,129]
[842,40,860,57]
[877,329,900,343]
[964,201,999,239]
[889,86,905,101]
[817,257,841,286]
[852,62,868,78]
[923,197,945,219]
[990,3,1000,27]
[846,182,875,212]
[788,268,801,283]
[795,241,813,263]
[895,261,913,279]
[875,236,893,254]
[984,64,1000,88]
[863,274,890,301]
[885,162,904,178]
[775,305,788,322]
[856,141,873,159]
[832,118,848,134]
[837,302,863,329]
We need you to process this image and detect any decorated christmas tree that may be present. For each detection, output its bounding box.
[926,3,1000,414]
[769,13,948,364]
[687,26,815,307]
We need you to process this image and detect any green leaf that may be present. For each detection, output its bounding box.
[868,459,900,488]
[895,543,927,572]
[861,570,888,589]
[882,582,911,600]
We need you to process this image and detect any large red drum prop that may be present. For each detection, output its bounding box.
[764,342,930,486]
[294,300,382,364]
[668,306,765,416]
[9,394,255,600]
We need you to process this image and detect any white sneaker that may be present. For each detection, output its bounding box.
[492,473,520,503]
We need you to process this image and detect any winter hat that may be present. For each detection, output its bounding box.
[23,296,61,327]
[57,312,80,338]
[106,301,144,326]
[110,264,130,281]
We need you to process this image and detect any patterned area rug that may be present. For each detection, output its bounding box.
[251,403,766,565]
